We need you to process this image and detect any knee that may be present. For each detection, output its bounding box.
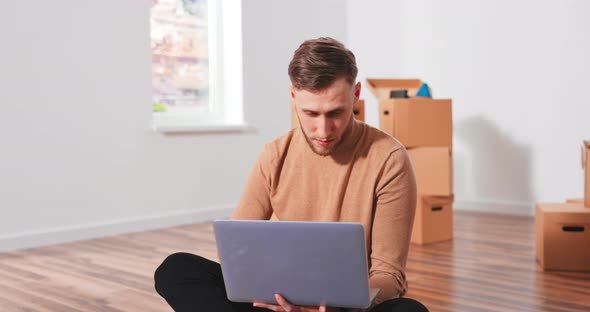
[375,297,429,312]
[400,298,428,312]
[154,252,193,295]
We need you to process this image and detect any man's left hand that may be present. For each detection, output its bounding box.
[253,293,339,312]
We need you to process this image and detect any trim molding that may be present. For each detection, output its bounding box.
[0,206,234,253]
[454,198,535,216]
[0,200,537,252]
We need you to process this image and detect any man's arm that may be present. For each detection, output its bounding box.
[231,146,274,220]
[369,147,417,304]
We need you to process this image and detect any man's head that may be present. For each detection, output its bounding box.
[288,37,361,156]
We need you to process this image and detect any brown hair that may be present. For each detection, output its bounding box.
[288,37,358,91]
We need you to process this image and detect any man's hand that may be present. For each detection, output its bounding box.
[253,294,339,312]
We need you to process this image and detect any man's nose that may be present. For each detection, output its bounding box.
[316,116,331,138]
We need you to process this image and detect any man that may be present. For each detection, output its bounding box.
[155,37,428,312]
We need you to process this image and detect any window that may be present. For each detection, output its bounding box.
[150,0,245,132]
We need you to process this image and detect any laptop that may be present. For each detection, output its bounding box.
[213,219,379,309]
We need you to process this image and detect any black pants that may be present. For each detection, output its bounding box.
[155,253,428,312]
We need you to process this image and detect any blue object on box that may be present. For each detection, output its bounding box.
[416,83,431,97]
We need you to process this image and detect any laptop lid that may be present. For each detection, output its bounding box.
[213,219,378,309]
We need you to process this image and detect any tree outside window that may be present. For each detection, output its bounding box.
[151,0,209,114]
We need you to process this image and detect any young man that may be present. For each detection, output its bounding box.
[155,37,428,312]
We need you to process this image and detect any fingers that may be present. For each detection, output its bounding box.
[254,294,328,312]
[252,295,293,312]
[253,302,283,311]
[275,294,293,312]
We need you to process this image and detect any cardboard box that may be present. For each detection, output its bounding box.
[584,141,590,208]
[536,202,590,271]
[377,98,452,148]
[366,78,429,99]
[408,147,453,196]
[353,99,365,122]
[411,195,453,244]
[566,198,584,204]
[291,100,366,129]
[366,78,451,148]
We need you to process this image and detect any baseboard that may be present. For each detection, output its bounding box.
[0,206,234,253]
[454,198,535,216]
[0,200,536,253]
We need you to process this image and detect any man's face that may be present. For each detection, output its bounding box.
[291,77,361,156]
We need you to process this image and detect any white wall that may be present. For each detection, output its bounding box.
[0,0,346,251]
[4,0,583,252]
[348,0,590,215]
[242,1,348,142]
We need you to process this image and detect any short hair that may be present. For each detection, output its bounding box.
[288,37,358,91]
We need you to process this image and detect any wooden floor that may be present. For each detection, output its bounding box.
[1,211,589,312]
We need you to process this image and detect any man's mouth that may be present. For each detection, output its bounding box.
[315,139,333,147]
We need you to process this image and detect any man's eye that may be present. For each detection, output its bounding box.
[327,111,341,118]
[306,112,318,117]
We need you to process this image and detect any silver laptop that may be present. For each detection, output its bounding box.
[213,219,379,309]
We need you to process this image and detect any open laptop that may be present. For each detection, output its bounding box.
[213,219,379,309]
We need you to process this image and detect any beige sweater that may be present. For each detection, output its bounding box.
[231,119,417,304]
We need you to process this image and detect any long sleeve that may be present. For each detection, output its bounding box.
[231,146,274,220]
[369,147,417,304]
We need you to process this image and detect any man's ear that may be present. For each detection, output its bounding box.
[289,85,296,101]
[354,81,361,101]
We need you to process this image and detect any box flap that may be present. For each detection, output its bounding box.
[422,195,454,206]
[366,78,425,101]
[566,198,584,204]
[537,202,590,214]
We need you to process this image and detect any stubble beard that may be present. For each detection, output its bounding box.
[299,116,354,157]
[302,130,335,156]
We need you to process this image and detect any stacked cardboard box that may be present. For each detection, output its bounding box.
[536,203,590,271]
[353,99,365,122]
[367,79,453,244]
[536,141,590,271]
[563,142,589,206]
[584,141,590,208]
[291,100,365,129]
